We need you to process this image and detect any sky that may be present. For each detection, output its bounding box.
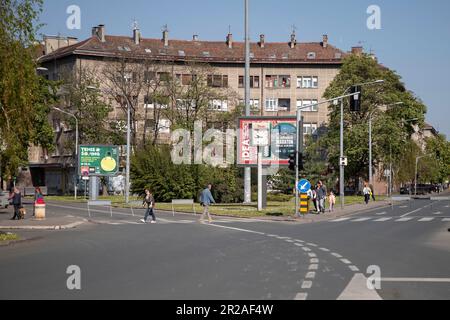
[38,0,450,139]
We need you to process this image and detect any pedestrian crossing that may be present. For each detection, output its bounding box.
[330,216,450,223]
[89,217,267,226]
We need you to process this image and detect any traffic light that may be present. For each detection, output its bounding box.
[350,85,362,112]
[289,153,296,171]
[288,152,304,171]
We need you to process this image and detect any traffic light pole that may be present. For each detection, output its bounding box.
[340,98,345,209]
[295,109,301,217]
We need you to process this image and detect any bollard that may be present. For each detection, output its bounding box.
[34,203,46,220]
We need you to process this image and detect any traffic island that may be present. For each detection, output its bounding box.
[0,215,86,230]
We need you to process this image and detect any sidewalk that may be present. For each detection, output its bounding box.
[0,210,86,230]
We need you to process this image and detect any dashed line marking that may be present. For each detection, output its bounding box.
[349,265,360,272]
[301,281,313,289]
[376,212,387,215]
[309,264,319,270]
[306,243,318,247]
[294,293,308,300]
[433,212,442,215]
[374,217,393,222]
[302,247,312,252]
[331,253,343,258]
[331,217,352,222]
[396,217,414,222]
[308,253,317,258]
[310,258,319,264]
[306,272,316,279]
[340,259,352,265]
[286,240,295,243]
[295,243,304,247]
[319,248,330,252]
[352,218,372,222]
[419,217,434,222]
[443,218,450,222]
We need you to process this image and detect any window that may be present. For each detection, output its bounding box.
[303,123,318,135]
[297,99,319,112]
[238,76,260,88]
[265,75,291,88]
[158,72,170,82]
[144,96,168,109]
[307,52,316,59]
[239,99,260,111]
[265,98,278,112]
[158,119,171,134]
[209,100,228,112]
[207,75,228,88]
[298,76,318,89]
[278,99,291,111]
[144,71,156,83]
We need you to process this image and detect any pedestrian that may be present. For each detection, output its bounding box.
[8,187,22,220]
[328,191,336,213]
[140,189,156,224]
[369,184,376,201]
[363,184,371,205]
[317,182,327,214]
[200,184,216,223]
[33,187,45,217]
[309,185,318,213]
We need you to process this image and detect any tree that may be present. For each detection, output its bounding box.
[321,53,427,185]
[0,0,56,179]
[424,134,450,183]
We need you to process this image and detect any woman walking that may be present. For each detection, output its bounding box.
[363,184,371,205]
[141,189,156,224]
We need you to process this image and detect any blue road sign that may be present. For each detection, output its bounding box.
[298,179,311,193]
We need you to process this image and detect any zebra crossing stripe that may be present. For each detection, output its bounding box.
[374,217,392,222]
[331,217,352,222]
[352,218,372,222]
[441,218,450,222]
[419,217,434,222]
[396,218,414,222]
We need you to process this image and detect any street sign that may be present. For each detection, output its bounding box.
[298,179,311,193]
[79,145,119,176]
[340,157,348,166]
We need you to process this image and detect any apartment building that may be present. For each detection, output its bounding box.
[30,24,357,194]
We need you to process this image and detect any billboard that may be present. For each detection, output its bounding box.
[78,145,119,176]
[237,117,297,167]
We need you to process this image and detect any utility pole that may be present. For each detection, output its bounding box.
[243,0,251,204]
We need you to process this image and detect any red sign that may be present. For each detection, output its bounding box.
[237,117,297,166]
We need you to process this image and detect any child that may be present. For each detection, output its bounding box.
[328,191,336,212]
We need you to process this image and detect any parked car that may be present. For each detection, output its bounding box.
[0,190,10,209]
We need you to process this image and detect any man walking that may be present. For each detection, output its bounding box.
[317,181,327,214]
[200,184,216,223]
[8,187,22,220]
[141,189,156,224]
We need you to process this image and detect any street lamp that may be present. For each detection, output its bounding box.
[368,102,404,189]
[52,107,79,199]
[340,80,384,208]
[87,85,131,204]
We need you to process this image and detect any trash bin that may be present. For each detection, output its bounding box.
[34,204,46,220]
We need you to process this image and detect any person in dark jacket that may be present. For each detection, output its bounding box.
[8,187,22,220]
[316,182,327,214]
[141,189,156,224]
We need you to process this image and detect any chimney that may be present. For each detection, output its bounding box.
[162,28,169,47]
[226,33,233,49]
[259,34,265,48]
[290,32,296,49]
[351,46,363,56]
[133,27,141,45]
[193,34,198,41]
[322,34,328,48]
[92,24,106,42]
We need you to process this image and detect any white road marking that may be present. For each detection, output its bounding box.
[309,264,319,270]
[306,243,318,247]
[310,258,319,264]
[319,248,330,252]
[376,212,387,215]
[352,218,372,222]
[205,223,266,235]
[286,240,295,243]
[396,217,414,222]
[306,272,316,279]
[331,253,343,258]
[340,259,352,265]
[401,203,434,217]
[381,278,450,283]
[308,253,317,258]
[374,217,393,222]
[442,218,450,222]
[294,293,308,300]
[433,212,442,215]
[295,240,305,243]
[349,265,360,272]
[302,247,312,252]
[331,217,352,222]
[295,243,304,247]
[418,217,434,222]
[337,273,382,300]
[301,281,313,289]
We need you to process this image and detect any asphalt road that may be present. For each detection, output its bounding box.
[0,198,449,300]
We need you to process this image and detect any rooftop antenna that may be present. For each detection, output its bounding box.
[162,24,169,33]
[228,25,231,34]
[291,24,297,35]
[132,19,139,30]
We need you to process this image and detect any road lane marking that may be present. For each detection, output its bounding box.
[331,217,352,222]
[301,281,313,289]
[294,293,308,300]
[418,217,434,222]
[338,274,382,300]
[310,258,319,264]
[295,243,304,247]
[340,259,352,265]
[306,243,318,247]
[400,203,434,217]
[308,253,317,258]
[442,218,450,222]
[319,248,330,252]
[381,278,450,283]
[396,218,414,222]
[302,247,312,252]
[352,218,372,222]
[309,264,318,270]
[331,253,343,258]
[374,217,393,222]
[376,212,387,215]
[204,224,266,235]
[433,212,442,215]
[306,272,316,279]
[349,266,360,272]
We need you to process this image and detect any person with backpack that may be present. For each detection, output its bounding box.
[141,189,156,224]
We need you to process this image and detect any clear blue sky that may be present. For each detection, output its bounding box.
[39,0,450,138]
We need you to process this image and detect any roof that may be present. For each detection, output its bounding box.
[39,34,347,65]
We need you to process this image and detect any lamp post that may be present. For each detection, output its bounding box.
[53,107,79,199]
[243,0,252,204]
[341,80,384,208]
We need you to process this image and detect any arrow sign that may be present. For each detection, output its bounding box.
[298,179,311,193]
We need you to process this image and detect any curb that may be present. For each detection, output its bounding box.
[0,220,86,231]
